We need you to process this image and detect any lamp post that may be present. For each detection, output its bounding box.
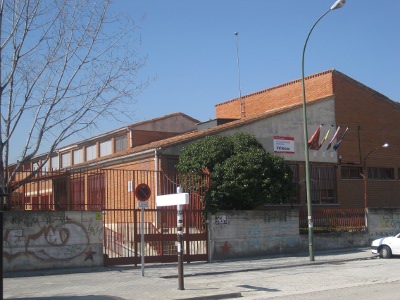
[301,0,346,262]
[361,143,389,209]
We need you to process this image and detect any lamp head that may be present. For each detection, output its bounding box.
[382,143,389,148]
[331,0,346,10]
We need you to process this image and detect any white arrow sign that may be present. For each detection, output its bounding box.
[156,193,189,206]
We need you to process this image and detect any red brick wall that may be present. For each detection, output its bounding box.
[215,70,334,119]
[333,72,400,208]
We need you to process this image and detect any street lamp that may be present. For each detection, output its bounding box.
[361,143,389,209]
[301,0,346,262]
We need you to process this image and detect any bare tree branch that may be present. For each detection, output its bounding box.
[0,0,148,199]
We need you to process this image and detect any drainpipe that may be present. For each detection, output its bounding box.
[154,149,160,199]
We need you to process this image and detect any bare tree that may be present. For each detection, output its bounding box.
[0,0,147,203]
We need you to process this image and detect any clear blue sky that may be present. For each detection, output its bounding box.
[110,0,399,124]
[10,0,399,163]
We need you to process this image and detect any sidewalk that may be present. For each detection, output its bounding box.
[4,247,373,300]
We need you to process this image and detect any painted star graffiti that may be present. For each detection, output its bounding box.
[84,246,96,261]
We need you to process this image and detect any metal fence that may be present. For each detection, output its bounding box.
[8,168,210,265]
[299,207,366,233]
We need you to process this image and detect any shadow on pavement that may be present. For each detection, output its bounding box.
[7,296,125,300]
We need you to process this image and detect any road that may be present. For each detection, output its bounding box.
[4,253,399,299]
[182,257,400,299]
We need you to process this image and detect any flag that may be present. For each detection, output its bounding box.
[308,124,322,150]
[333,127,349,151]
[326,126,341,150]
[318,125,333,150]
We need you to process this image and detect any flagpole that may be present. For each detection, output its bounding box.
[301,0,346,262]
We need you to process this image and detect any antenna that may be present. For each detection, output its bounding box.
[234,32,245,118]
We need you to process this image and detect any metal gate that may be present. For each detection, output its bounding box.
[102,169,209,265]
[9,168,209,265]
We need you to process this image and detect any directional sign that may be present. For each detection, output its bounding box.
[156,193,189,206]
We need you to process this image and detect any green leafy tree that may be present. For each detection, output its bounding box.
[177,132,293,213]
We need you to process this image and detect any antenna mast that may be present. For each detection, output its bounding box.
[234,32,245,118]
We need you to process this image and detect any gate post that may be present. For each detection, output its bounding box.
[156,187,189,291]
[177,186,184,290]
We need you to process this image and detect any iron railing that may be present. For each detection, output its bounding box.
[299,207,366,233]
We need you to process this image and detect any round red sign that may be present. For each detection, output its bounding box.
[135,183,151,201]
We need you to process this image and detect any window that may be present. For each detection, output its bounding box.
[341,166,362,179]
[368,167,394,180]
[61,152,71,168]
[86,144,97,161]
[115,135,127,152]
[51,156,59,170]
[88,173,105,210]
[71,178,85,210]
[100,140,112,157]
[311,165,337,204]
[53,177,68,210]
[73,149,83,165]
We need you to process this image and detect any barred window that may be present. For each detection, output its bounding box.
[367,167,394,180]
[311,165,337,204]
[115,135,127,152]
[341,166,362,179]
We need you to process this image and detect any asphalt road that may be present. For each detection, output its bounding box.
[182,257,400,299]
[4,250,398,299]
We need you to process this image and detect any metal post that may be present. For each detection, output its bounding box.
[301,9,331,262]
[301,0,346,262]
[177,186,184,290]
[141,207,145,276]
[0,211,3,300]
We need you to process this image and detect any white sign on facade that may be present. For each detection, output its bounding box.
[273,136,295,154]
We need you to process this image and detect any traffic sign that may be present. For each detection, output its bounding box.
[138,201,149,208]
[135,183,151,201]
[156,193,189,206]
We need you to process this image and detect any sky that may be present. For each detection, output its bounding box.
[8,0,400,163]
[109,0,399,124]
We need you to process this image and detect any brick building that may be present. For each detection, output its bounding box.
[12,69,400,210]
[213,69,400,209]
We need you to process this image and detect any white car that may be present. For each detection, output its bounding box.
[371,233,400,258]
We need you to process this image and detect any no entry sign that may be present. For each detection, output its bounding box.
[135,183,151,201]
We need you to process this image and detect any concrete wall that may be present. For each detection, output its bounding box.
[367,208,400,241]
[3,211,103,272]
[208,208,400,261]
[208,210,302,260]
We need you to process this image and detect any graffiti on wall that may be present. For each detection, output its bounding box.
[370,211,400,238]
[3,213,102,263]
[247,224,262,249]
